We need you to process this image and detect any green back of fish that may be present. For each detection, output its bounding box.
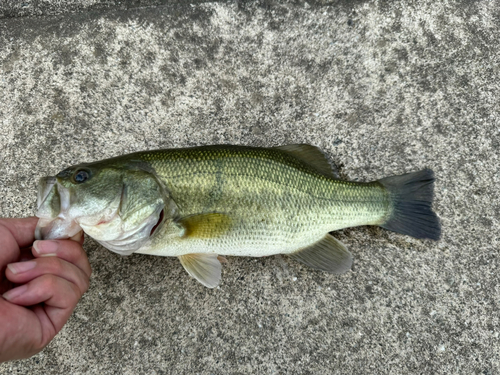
[117,145,388,256]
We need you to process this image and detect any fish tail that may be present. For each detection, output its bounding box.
[378,169,441,240]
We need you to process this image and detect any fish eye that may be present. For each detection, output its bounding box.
[73,169,90,184]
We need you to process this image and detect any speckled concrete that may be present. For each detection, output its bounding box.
[1,1,499,374]
[0,0,204,19]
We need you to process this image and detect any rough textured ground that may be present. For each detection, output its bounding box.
[1,1,499,374]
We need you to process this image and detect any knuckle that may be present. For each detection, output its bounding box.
[40,274,58,290]
[79,273,90,294]
[77,245,89,261]
[68,242,88,263]
[45,257,64,273]
[70,282,82,299]
[82,281,90,294]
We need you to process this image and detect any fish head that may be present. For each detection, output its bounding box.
[35,161,175,255]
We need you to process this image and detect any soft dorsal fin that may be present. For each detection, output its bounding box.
[179,253,222,288]
[274,144,339,178]
[177,213,232,239]
[288,234,353,274]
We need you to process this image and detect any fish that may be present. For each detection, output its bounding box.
[35,144,441,287]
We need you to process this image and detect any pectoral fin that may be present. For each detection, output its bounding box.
[178,213,232,239]
[289,234,353,274]
[179,253,222,288]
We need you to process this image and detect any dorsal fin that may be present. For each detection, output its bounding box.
[274,144,339,178]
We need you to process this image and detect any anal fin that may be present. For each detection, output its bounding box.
[289,234,353,274]
[179,253,222,288]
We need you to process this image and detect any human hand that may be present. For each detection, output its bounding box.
[0,217,91,362]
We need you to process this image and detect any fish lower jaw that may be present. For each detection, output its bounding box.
[35,217,82,240]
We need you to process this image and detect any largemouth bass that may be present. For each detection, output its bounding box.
[35,145,440,287]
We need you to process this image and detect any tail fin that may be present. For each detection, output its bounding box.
[378,169,441,240]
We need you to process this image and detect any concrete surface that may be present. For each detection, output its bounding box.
[0,0,334,19]
[0,0,220,19]
[1,0,499,373]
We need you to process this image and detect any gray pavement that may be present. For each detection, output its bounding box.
[1,1,499,374]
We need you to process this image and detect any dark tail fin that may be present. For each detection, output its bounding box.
[378,169,441,240]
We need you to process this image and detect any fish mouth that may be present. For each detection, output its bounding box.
[35,176,82,240]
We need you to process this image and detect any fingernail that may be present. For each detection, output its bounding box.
[2,284,28,301]
[70,231,83,243]
[7,261,37,274]
[33,240,58,257]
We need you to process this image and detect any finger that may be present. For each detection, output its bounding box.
[2,274,81,332]
[0,217,39,248]
[5,257,89,295]
[0,226,22,267]
[2,274,81,307]
[32,239,91,278]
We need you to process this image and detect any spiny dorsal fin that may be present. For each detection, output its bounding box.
[179,253,222,288]
[288,234,353,274]
[178,213,232,239]
[274,144,339,178]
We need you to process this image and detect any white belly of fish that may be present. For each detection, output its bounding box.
[135,220,330,257]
